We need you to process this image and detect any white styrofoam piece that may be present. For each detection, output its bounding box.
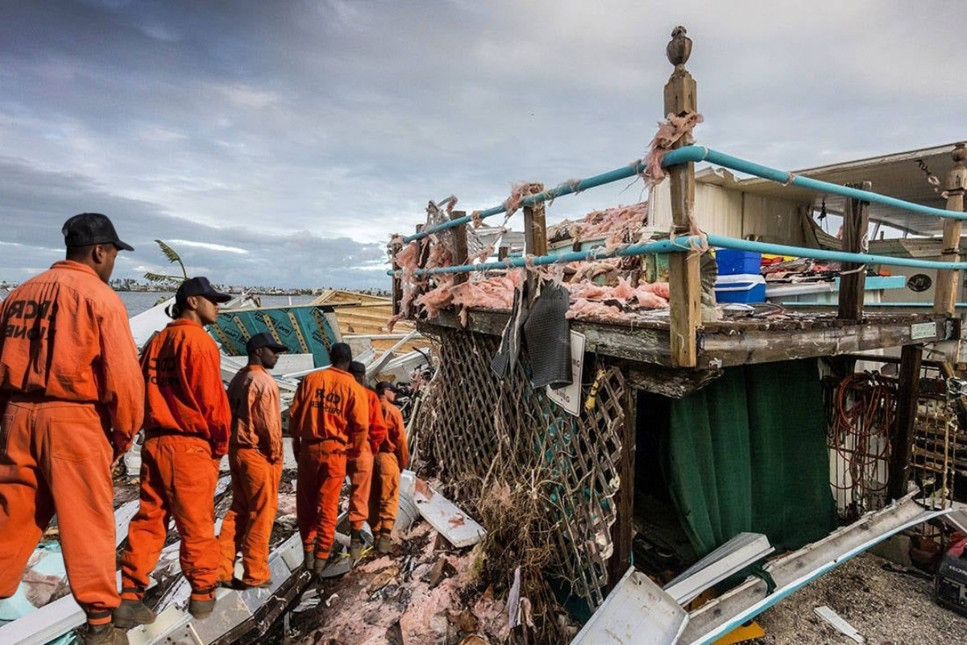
[413,478,485,548]
[814,605,865,643]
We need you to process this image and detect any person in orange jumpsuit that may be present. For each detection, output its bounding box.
[289,343,368,575]
[370,382,410,555]
[216,332,287,589]
[117,277,232,628]
[346,361,387,560]
[0,213,143,645]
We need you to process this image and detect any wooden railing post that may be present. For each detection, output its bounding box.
[390,237,403,316]
[664,27,700,368]
[888,344,923,501]
[450,210,469,286]
[934,144,967,314]
[523,184,547,257]
[837,181,871,321]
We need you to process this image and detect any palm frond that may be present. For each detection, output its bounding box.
[143,271,182,284]
[154,240,188,279]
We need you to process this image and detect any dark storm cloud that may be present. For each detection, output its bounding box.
[2,1,966,288]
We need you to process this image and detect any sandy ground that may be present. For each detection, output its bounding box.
[750,552,967,645]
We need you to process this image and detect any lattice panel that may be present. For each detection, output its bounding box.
[414,327,626,608]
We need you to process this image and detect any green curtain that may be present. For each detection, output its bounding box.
[664,359,836,557]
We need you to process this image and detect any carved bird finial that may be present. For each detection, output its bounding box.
[666,25,692,68]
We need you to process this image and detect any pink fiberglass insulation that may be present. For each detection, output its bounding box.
[641,111,703,187]
[298,522,511,645]
[548,202,649,251]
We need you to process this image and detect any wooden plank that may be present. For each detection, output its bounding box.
[390,238,403,316]
[423,310,956,369]
[607,385,636,593]
[888,344,923,501]
[699,315,950,368]
[838,180,871,321]
[450,210,469,286]
[664,38,700,368]
[625,363,723,398]
[934,144,967,314]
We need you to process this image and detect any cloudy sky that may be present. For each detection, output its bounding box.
[2,0,965,289]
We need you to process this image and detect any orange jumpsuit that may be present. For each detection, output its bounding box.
[346,386,387,531]
[120,319,231,607]
[216,365,283,586]
[289,367,367,561]
[0,261,144,627]
[369,400,410,536]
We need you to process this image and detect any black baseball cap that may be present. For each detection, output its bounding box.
[348,361,366,377]
[375,381,398,395]
[175,276,232,304]
[246,332,288,354]
[62,213,134,251]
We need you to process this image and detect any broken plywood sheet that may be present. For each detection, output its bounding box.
[570,566,688,645]
[413,478,486,548]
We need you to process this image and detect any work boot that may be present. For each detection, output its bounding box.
[113,598,156,630]
[376,531,393,555]
[188,597,216,620]
[312,557,329,576]
[303,550,315,572]
[79,623,129,645]
[349,529,365,560]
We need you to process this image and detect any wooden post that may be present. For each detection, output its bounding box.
[390,237,403,316]
[888,344,923,501]
[934,144,967,314]
[522,184,547,257]
[412,224,429,314]
[664,27,700,368]
[498,246,509,261]
[837,181,871,321]
[450,210,469,286]
[607,383,637,592]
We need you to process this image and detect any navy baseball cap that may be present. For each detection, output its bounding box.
[175,277,232,304]
[62,213,134,251]
[246,332,288,354]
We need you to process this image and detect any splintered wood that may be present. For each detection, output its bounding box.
[413,326,627,609]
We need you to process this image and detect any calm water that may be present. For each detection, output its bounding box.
[118,291,317,317]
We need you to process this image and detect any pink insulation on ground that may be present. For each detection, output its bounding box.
[292,522,510,644]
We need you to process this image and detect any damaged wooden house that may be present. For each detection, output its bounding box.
[390,27,967,644]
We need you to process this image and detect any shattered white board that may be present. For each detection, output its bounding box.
[413,478,486,548]
[570,566,688,645]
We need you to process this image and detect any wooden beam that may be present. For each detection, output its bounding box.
[625,363,723,398]
[607,383,636,593]
[934,144,967,314]
[700,315,950,368]
[664,29,700,368]
[522,184,547,257]
[421,309,955,368]
[390,237,403,316]
[450,210,469,286]
[888,344,923,501]
[837,181,871,321]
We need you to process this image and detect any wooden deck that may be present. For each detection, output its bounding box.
[421,308,958,371]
